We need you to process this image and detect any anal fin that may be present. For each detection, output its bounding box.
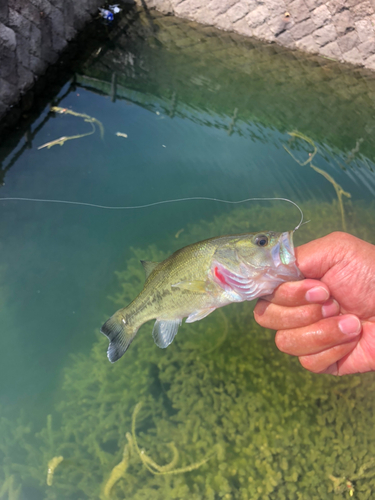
[152,319,182,349]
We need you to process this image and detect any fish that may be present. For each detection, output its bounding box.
[101,231,303,362]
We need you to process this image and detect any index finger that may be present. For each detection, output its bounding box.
[261,279,330,307]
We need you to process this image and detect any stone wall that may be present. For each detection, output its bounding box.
[137,0,375,70]
[0,0,103,122]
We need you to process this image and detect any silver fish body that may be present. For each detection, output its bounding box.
[101,231,303,362]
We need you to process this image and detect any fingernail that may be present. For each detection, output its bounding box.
[305,286,329,303]
[338,315,361,336]
[322,299,339,318]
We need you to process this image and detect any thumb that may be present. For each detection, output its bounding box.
[295,231,358,279]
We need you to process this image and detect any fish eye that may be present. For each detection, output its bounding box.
[255,234,268,247]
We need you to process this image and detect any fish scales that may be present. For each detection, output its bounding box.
[101,231,303,362]
[131,239,220,318]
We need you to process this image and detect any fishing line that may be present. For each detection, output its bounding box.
[0,196,304,231]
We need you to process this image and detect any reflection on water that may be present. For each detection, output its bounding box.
[1,5,375,499]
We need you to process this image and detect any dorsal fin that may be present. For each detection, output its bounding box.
[140,260,159,279]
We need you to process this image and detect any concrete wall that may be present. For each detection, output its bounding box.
[138,0,375,70]
[0,0,103,122]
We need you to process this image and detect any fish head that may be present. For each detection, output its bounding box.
[239,231,302,276]
[230,230,304,297]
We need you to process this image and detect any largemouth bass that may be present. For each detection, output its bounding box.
[101,231,303,362]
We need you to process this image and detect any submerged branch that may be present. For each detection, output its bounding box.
[283,131,318,166]
[284,131,351,231]
[131,402,214,476]
[38,122,96,150]
[102,442,131,499]
[38,105,105,150]
[46,456,64,486]
[310,164,351,231]
[51,106,105,139]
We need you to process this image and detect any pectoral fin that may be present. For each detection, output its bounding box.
[186,307,216,323]
[152,319,182,348]
[171,280,208,293]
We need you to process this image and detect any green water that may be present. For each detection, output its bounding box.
[1,6,375,499]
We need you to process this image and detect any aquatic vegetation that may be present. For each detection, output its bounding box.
[328,458,375,497]
[329,458,375,497]
[2,202,375,499]
[284,131,351,231]
[37,106,104,149]
[46,456,64,486]
[0,473,21,500]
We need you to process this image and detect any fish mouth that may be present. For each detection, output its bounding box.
[271,231,304,280]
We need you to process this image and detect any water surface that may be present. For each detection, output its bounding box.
[1,7,375,499]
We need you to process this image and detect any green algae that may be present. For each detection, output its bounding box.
[2,201,375,499]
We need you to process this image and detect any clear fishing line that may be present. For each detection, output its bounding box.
[0,196,305,231]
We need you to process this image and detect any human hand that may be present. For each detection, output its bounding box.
[254,232,375,375]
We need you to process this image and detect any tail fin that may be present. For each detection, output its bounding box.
[100,311,138,363]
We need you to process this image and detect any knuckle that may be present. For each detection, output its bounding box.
[328,231,356,247]
[324,231,358,263]
[329,231,347,239]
